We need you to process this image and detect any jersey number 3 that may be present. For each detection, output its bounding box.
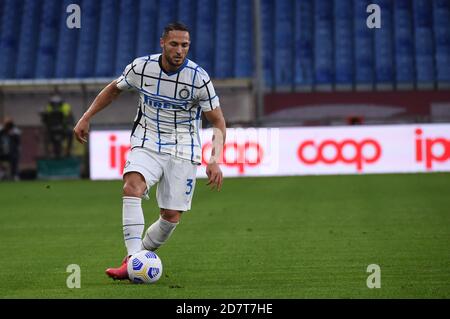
[185,179,194,195]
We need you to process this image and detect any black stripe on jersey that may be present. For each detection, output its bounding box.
[118,62,137,88]
[141,117,148,148]
[140,59,149,89]
[174,112,178,139]
[141,99,148,147]
[174,112,178,154]
[200,79,210,87]
[189,110,194,163]
[131,69,211,90]
[128,62,138,78]
[156,69,163,95]
[136,121,174,133]
[131,105,143,137]
[173,72,180,99]
[203,79,214,110]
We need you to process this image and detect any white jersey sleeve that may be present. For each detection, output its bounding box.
[196,68,220,112]
[116,59,141,91]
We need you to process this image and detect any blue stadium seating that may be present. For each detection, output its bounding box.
[16,0,41,79]
[115,0,138,76]
[0,0,448,90]
[136,0,158,58]
[195,0,215,75]
[414,0,436,84]
[261,0,274,88]
[334,0,353,85]
[214,0,234,79]
[274,0,294,88]
[374,0,394,85]
[0,1,2,39]
[354,0,374,86]
[35,0,62,78]
[95,0,119,77]
[75,0,100,78]
[234,0,252,77]
[294,0,314,87]
[433,0,450,84]
[394,0,415,85]
[314,0,334,85]
[55,0,81,78]
[0,0,23,78]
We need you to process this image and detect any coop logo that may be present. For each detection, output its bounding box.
[297,138,382,171]
[415,128,450,169]
[109,135,131,174]
[202,141,264,174]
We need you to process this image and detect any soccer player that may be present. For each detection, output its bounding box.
[73,22,226,280]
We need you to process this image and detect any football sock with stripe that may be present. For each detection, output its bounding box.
[141,217,178,251]
[122,196,145,256]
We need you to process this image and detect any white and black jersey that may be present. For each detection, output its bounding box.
[116,54,220,164]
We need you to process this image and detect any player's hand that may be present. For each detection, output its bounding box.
[206,162,223,191]
[73,118,90,144]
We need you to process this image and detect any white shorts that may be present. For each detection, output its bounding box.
[123,147,198,211]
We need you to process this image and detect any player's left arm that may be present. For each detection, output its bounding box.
[204,107,226,191]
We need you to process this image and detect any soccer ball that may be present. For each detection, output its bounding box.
[127,250,163,284]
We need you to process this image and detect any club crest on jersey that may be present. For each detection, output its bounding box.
[179,87,190,100]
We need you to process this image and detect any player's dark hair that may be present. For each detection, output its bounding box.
[162,22,190,38]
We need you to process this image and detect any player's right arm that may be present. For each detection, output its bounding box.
[73,80,122,144]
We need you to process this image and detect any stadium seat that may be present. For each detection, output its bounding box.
[334,0,353,86]
[374,0,394,85]
[413,0,436,85]
[0,0,23,79]
[75,0,100,78]
[0,1,2,40]
[294,0,314,87]
[214,0,234,79]
[35,0,62,78]
[234,0,252,78]
[354,0,374,86]
[261,0,274,88]
[394,0,415,85]
[95,0,119,77]
[115,0,138,76]
[55,0,81,78]
[16,0,41,79]
[195,0,216,76]
[433,0,450,84]
[274,0,294,89]
[314,0,334,85]
[136,0,158,58]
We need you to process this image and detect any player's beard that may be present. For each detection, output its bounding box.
[165,51,185,68]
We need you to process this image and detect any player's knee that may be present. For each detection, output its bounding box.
[123,172,146,197]
[123,180,146,197]
[160,209,182,223]
[123,183,142,197]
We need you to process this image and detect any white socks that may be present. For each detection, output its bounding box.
[142,217,179,251]
[122,196,145,256]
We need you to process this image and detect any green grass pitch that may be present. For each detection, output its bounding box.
[0,173,449,298]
